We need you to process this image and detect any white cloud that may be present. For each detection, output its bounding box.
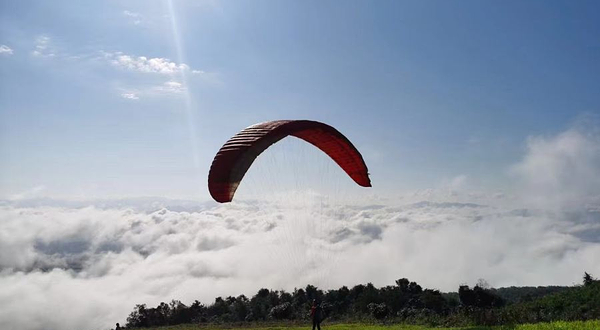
[101,52,212,85]
[120,93,139,100]
[31,36,55,58]
[104,52,190,75]
[123,10,142,25]
[117,81,186,100]
[0,45,13,55]
[9,186,46,201]
[122,10,141,18]
[153,80,186,94]
[437,174,469,197]
[23,40,213,100]
[99,50,201,98]
[511,124,600,210]
[99,51,209,98]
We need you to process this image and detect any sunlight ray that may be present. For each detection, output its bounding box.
[166,0,201,171]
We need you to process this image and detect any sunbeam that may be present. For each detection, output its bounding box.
[166,0,201,171]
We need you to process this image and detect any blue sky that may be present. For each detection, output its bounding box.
[1,0,599,200]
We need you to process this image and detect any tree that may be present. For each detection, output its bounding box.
[126,304,148,328]
[208,297,229,318]
[189,300,208,323]
[584,272,596,286]
[368,302,389,320]
[476,278,490,289]
[232,295,249,321]
[420,289,449,314]
[249,288,272,320]
[169,300,191,324]
[268,302,293,320]
[305,284,323,302]
[459,285,505,308]
[292,288,308,309]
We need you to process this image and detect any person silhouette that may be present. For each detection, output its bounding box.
[115,323,121,330]
[310,299,323,330]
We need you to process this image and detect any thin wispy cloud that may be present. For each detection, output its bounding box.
[154,81,185,94]
[0,45,13,55]
[100,51,209,97]
[117,80,185,100]
[16,31,212,102]
[120,93,140,100]
[122,10,142,25]
[8,185,46,201]
[31,36,55,57]
[24,42,209,99]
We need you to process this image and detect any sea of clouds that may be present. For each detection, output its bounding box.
[1,124,600,330]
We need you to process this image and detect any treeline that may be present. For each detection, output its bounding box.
[124,272,600,328]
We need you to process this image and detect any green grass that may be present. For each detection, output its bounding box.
[131,320,600,330]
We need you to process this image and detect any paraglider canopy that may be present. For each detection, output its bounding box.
[208,120,371,203]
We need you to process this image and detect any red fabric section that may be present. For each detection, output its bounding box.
[291,128,371,187]
[208,120,371,203]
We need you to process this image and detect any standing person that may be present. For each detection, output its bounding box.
[310,299,323,330]
[115,323,121,330]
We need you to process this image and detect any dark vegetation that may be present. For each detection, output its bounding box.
[124,272,600,328]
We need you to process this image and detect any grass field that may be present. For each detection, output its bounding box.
[131,320,600,330]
